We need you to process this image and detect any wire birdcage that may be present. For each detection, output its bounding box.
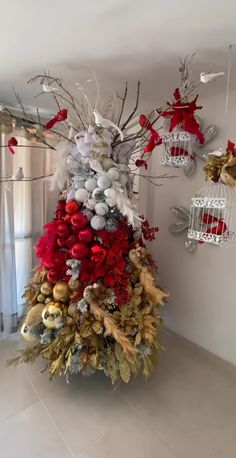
[160,128,193,167]
[187,181,236,246]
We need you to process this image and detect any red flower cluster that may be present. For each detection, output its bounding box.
[226,139,236,157]
[141,216,159,241]
[157,88,205,145]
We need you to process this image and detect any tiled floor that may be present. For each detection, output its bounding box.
[1,331,236,458]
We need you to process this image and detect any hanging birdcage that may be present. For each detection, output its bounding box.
[160,127,193,167]
[187,181,236,246]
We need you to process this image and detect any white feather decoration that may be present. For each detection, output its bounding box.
[49,140,71,191]
[109,182,141,229]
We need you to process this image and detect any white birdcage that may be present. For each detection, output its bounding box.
[160,128,193,167]
[187,181,236,246]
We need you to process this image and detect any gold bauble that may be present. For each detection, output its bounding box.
[42,303,63,329]
[68,303,77,318]
[53,281,70,301]
[25,303,44,327]
[20,323,36,343]
[37,293,46,303]
[66,316,74,326]
[40,281,53,296]
[68,277,80,291]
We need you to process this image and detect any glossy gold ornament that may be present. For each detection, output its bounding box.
[45,296,53,304]
[20,323,37,343]
[68,277,80,291]
[42,303,63,329]
[40,281,53,296]
[53,281,70,301]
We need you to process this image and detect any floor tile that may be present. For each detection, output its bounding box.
[0,401,73,458]
[207,422,236,458]
[120,334,236,458]
[78,409,182,458]
[40,372,133,456]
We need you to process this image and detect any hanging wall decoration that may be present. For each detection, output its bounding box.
[187,140,236,246]
[168,206,198,252]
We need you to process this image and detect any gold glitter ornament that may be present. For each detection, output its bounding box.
[68,277,80,291]
[25,303,44,326]
[68,303,77,318]
[53,282,70,301]
[40,281,53,296]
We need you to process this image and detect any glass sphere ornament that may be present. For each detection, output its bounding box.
[90,215,106,230]
[95,202,109,216]
[105,218,118,232]
[92,187,105,202]
[97,174,112,190]
[75,188,89,203]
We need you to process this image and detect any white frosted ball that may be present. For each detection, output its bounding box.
[92,187,105,202]
[85,198,96,210]
[95,202,109,216]
[84,210,93,221]
[97,174,112,190]
[120,173,128,186]
[105,197,116,207]
[102,157,114,171]
[74,179,86,189]
[75,188,89,202]
[104,188,116,199]
[119,164,129,172]
[90,215,106,230]
[85,178,97,192]
[107,167,120,181]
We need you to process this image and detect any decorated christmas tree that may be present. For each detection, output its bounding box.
[9,75,168,384]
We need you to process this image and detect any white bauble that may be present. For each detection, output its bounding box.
[95,202,109,216]
[73,178,86,189]
[90,215,106,230]
[85,198,96,210]
[120,173,128,186]
[97,174,112,190]
[118,164,129,172]
[107,167,120,181]
[101,157,114,171]
[105,197,116,207]
[84,210,93,221]
[104,188,116,199]
[75,188,89,202]
[85,178,97,192]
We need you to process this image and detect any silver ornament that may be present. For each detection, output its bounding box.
[95,202,109,216]
[75,188,89,202]
[105,197,116,207]
[85,178,97,192]
[85,198,96,210]
[107,167,120,181]
[92,187,105,202]
[83,210,93,221]
[105,218,118,232]
[90,215,106,230]
[97,174,112,190]
[104,188,116,199]
[119,173,128,186]
[101,157,114,171]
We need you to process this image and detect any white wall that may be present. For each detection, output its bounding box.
[142,89,236,365]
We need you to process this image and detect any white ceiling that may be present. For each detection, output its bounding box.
[1,0,236,111]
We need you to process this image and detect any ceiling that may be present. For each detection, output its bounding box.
[1,0,236,113]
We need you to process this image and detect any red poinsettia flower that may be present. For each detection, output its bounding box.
[91,245,107,265]
[226,140,236,157]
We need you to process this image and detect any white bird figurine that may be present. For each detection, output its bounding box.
[12,167,24,180]
[93,109,124,141]
[42,83,59,93]
[200,72,224,83]
[208,148,224,157]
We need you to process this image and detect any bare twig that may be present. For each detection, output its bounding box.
[121,81,140,132]
[117,82,128,127]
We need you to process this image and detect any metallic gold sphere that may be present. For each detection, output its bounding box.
[20,323,36,343]
[37,293,46,303]
[53,282,70,302]
[42,303,63,329]
[68,277,80,291]
[45,296,53,304]
[40,281,53,296]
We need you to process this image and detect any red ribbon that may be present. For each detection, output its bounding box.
[226,139,236,157]
[139,115,162,155]
[157,88,205,145]
[8,137,18,154]
[45,109,67,130]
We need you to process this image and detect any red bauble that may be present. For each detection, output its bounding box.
[66,234,78,247]
[57,222,70,237]
[78,228,94,244]
[47,269,60,283]
[65,201,79,215]
[54,251,67,264]
[57,237,67,248]
[71,242,89,259]
[71,212,88,230]
[63,214,71,224]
